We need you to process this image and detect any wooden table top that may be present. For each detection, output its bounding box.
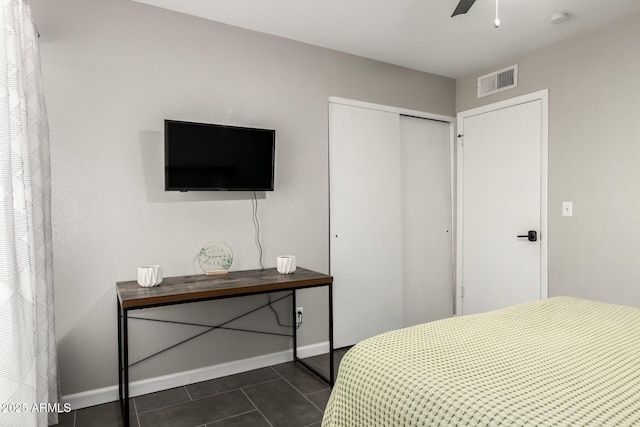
[116,267,332,309]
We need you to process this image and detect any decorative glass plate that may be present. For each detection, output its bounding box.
[198,241,233,275]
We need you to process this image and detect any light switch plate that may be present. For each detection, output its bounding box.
[562,201,573,217]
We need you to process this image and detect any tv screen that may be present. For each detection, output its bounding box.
[164,120,275,191]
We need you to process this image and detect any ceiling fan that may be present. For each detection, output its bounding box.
[452,0,501,28]
[451,0,477,17]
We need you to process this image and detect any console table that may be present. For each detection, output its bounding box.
[116,267,334,427]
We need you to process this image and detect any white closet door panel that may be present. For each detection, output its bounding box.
[329,103,403,348]
[399,116,453,327]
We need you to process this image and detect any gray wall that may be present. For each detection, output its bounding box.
[30,0,454,396]
[456,14,640,306]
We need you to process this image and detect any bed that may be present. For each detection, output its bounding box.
[322,297,640,426]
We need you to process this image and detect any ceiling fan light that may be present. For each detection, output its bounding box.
[550,12,569,25]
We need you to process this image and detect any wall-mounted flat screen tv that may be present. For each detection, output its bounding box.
[165,120,275,191]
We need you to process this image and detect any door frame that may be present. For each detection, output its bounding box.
[328,96,457,316]
[455,89,549,316]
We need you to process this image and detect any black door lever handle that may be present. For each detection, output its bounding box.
[517,230,537,242]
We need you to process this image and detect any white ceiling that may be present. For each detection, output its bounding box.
[132,0,640,78]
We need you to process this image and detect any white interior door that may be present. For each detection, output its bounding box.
[329,102,403,348]
[400,116,453,327]
[457,91,548,315]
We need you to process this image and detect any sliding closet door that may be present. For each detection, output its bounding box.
[399,116,453,327]
[329,102,403,348]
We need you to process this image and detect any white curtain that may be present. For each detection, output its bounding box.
[0,1,58,426]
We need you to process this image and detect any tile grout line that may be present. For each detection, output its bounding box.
[305,351,345,379]
[136,398,190,416]
[239,389,274,427]
[271,366,326,414]
[135,386,201,415]
[203,409,260,426]
[306,388,330,398]
[186,377,281,402]
[184,385,195,401]
[133,397,142,427]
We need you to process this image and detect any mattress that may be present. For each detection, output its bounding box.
[322,297,640,426]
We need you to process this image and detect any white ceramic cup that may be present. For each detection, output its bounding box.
[137,265,163,287]
[276,256,296,274]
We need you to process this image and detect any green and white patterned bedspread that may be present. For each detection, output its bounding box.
[322,297,640,426]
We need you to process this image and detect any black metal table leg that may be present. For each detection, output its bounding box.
[292,290,298,361]
[117,299,123,410]
[329,282,334,386]
[123,307,130,427]
[292,285,334,386]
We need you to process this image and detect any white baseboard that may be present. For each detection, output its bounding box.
[62,341,330,411]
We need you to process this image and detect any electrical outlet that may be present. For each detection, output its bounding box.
[296,307,304,326]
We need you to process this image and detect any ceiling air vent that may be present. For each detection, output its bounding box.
[477,65,518,98]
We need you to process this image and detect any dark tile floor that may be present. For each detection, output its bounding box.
[55,349,348,427]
